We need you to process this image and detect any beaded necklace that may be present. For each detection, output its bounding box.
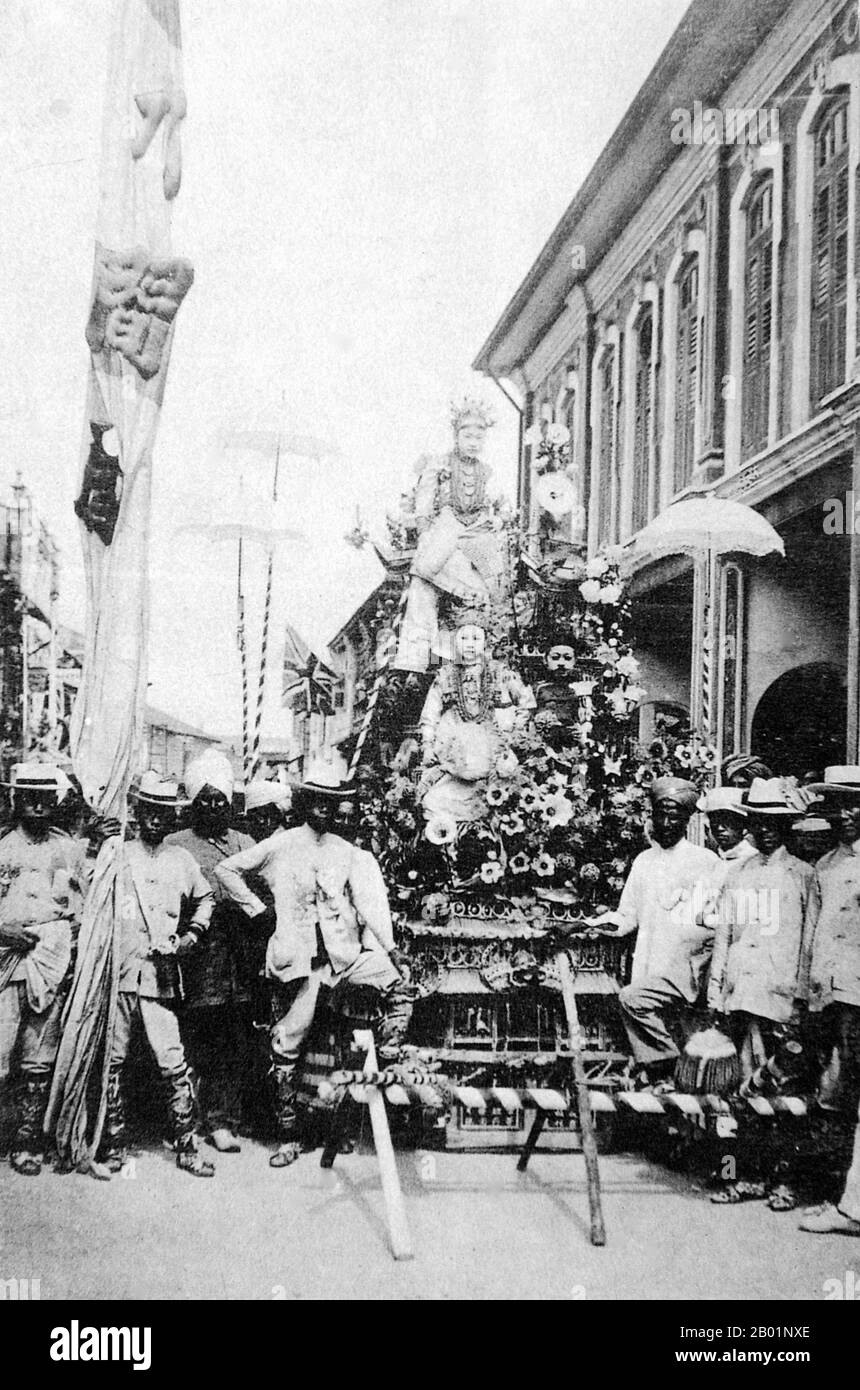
[449,452,486,516]
[453,661,494,722]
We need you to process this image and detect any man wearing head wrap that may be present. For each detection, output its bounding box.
[595,776,720,1090]
[721,754,773,789]
[166,749,258,1153]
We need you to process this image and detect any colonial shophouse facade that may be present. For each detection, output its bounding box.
[474,0,860,777]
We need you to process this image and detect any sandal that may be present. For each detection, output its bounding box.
[10,1150,42,1177]
[710,1181,767,1204]
[767,1184,799,1212]
[269,1141,302,1169]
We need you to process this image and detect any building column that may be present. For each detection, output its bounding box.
[847,420,860,760]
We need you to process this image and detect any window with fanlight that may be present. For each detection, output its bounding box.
[632,308,654,533]
[811,97,849,409]
[674,256,700,490]
[741,176,774,459]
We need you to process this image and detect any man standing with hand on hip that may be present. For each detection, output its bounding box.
[215,759,414,1168]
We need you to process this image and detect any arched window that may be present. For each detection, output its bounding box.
[674,257,699,490]
[597,348,616,545]
[741,177,773,458]
[632,309,654,532]
[811,97,849,408]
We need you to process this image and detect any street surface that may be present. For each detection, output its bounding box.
[2,1139,857,1300]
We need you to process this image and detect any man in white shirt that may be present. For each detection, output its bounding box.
[800,766,860,1236]
[216,762,413,1167]
[600,777,720,1089]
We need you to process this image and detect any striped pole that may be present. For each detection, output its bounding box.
[237,535,251,786]
[247,431,281,785]
[249,546,273,781]
[347,579,409,777]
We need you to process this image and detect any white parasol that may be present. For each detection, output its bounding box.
[632,494,785,563]
[633,494,784,742]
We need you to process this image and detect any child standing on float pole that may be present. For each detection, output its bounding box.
[708,778,816,1210]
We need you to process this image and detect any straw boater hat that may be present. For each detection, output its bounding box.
[5,762,68,799]
[807,766,860,799]
[132,771,184,806]
[698,786,747,818]
[300,754,355,799]
[743,777,803,816]
[245,779,292,812]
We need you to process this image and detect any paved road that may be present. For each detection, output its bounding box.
[2,1140,858,1300]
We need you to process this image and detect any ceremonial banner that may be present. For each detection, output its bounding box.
[48,0,192,1167]
[71,0,192,816]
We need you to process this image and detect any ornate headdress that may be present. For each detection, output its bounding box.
[449,397,496,432]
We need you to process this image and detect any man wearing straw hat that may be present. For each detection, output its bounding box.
[243,777,293,843]
[707,777,815,1209]
[0,764,85,1176]
[699,786,756,872]
[797,767,860,1235]
[216,757,414,1168]
[598,776,720,1091]
[166,749,257,1154]
[51,773,216,1179]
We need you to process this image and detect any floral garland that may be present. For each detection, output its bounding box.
[353,539,718,921]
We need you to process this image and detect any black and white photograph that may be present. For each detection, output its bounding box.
[1,0,860,1334]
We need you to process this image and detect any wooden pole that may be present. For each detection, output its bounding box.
[353,1028,413,1261]
[556,950,606,1247]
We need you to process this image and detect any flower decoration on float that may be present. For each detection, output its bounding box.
[424,813,457,846]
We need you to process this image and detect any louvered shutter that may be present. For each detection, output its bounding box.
[812,100,849,408]
[674,258,699,490]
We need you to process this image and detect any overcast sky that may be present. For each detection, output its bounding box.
[1,0,689,736]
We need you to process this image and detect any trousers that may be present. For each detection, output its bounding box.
[0,982,64,1081]
[618,976,688,1067]
[183,1002,256,1130]
[839,1102,860,1221]
[110,993,187,1077]
[270,949,404,1065]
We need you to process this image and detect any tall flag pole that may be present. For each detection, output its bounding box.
[71,0,193,816]
[48,0,193,1169]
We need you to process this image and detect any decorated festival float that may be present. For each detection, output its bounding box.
[335,399,718,1151]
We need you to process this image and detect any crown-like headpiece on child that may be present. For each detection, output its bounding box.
[453,604,489,628]
[450,397,496,432]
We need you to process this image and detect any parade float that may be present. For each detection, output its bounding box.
[336,400,717,1151]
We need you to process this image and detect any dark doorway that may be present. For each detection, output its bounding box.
[751,662,846,778]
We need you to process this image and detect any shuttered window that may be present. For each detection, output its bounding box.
[597,349,615,546]
[741,177,773,459]
[811,98,849,409]
[632,309,653,533]
[674,257,700,490]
